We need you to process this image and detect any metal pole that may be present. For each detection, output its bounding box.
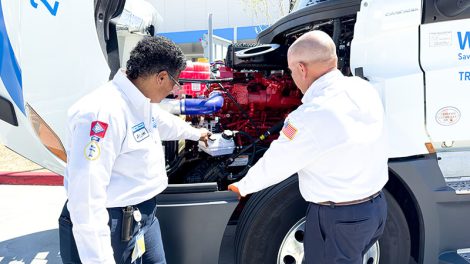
[208,13,213,63]
[233,26,237,44]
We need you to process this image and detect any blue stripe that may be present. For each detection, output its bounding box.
[132,122,146,132]
[159,25,268,44]
[0,3,24,114]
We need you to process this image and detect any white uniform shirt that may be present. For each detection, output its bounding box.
[64,70,201,263]
[233,70,388,203]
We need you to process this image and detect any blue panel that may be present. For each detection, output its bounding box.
[0,3,24,114]
[160,30,208,44]
[159,25,269,44]
[236,25,269,40]
[213,28,234,40]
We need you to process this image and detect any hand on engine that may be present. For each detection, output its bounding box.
[228,184,242,200]
[199,128,212,147]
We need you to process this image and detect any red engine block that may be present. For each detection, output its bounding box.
[206,71,302,143]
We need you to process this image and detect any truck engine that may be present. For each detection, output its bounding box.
[164,68,301,186]
[163,15,357,190]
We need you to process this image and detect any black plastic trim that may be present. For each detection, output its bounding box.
[354,67,365,79]
[388,154,470,263]
[156,190,238,264]
[0,96,18,126]
[386,165,422,263]
[161,183,219,195]
[257,0,361,44]
[94,0,126,78]
[423,0,470,24]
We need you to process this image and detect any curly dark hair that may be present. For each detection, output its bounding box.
[126,36,186,80]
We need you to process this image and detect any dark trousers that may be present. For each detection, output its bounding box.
[58,198,166,264]
[304,192,387,264]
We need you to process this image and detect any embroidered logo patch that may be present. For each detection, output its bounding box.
[281,121,298,140]
[90,121,108,139]
[84,141,101,160]
[132,122,149,142]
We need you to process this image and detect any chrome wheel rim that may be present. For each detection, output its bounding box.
[277,218,380,264]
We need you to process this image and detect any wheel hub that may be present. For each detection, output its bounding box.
[277,217,380,264]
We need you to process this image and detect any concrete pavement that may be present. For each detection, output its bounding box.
[0,185,66,264]
[0,185,237,264]
[0,145,236,264]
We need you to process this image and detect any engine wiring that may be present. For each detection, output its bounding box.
[214,82,260,135]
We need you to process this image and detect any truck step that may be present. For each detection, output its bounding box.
[459,249,470,263]
[439,249,470,263]
[446,180,470,194]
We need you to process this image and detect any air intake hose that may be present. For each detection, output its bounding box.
[160,92,224,115]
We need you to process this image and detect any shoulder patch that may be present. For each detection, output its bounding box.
[281,121,298,140]
[84,141,101,161]
[90,121,109,139]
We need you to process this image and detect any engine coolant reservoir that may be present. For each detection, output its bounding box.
[199,130,235,156]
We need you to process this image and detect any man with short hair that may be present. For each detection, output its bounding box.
[59,36,210,264]
[229,30,388,264]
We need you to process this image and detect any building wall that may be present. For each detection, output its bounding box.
[156,0,256,32]
[155,0,287,31]
[143,0,289,60]
[149,0,288,42]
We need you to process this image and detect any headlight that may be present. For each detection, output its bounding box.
[26,104,67,162]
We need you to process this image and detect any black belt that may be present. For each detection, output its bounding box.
[316,191,381,207]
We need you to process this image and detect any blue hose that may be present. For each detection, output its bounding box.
[181,92,224,115]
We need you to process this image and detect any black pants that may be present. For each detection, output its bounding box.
[58,198,166,264]
[304,192,387,264]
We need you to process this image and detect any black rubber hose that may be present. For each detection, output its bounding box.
[226,120,284,175]
[232,120,284,159]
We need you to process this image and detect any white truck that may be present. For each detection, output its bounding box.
[1,0,470,263]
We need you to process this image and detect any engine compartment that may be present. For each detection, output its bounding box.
[165,15,357,190]
[165,70,300,188]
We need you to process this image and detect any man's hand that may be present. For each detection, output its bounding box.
[228,184,243,200]
[199,128,212,147]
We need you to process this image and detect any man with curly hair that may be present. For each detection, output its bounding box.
[59,36,210,264]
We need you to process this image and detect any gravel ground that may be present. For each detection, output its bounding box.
[0,144,47,172]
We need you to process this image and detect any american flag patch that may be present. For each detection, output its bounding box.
[282,121,298,140]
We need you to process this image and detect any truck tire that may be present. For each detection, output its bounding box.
[377,191,411,264]
[235,175,307,264]
[235,176,411,264]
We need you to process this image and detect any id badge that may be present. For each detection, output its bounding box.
[131,231,146,263]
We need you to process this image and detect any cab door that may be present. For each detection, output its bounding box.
[420,3,470,144]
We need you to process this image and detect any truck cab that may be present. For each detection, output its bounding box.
[1,0,470,263]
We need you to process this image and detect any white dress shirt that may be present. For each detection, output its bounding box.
[233,69,388,203]
[64,70,201,263]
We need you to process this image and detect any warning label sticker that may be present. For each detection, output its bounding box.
[436,106,461,126]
